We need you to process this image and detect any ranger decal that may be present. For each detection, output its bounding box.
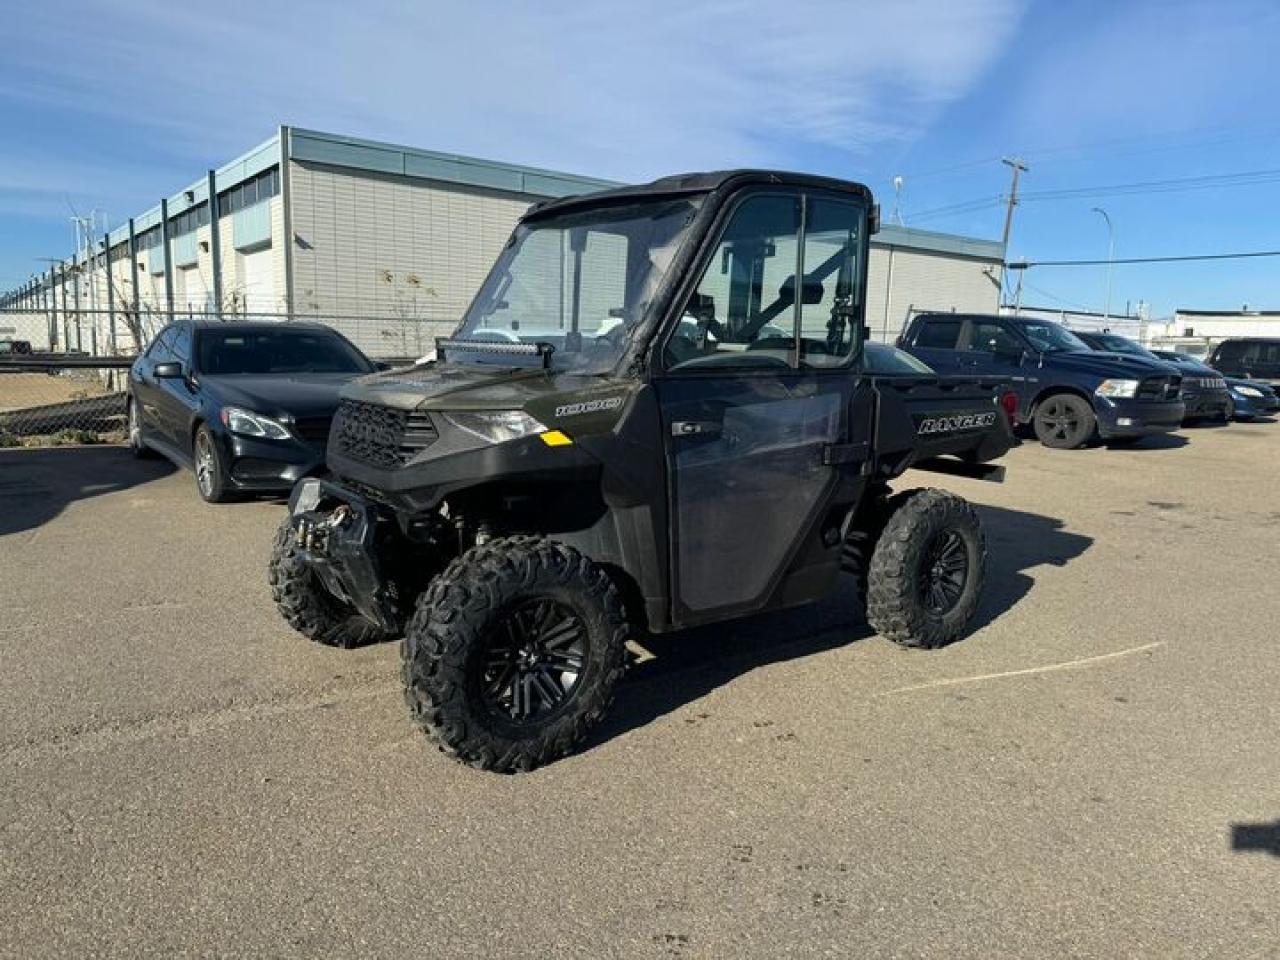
[554,396,624,418]
[917,412,997,435]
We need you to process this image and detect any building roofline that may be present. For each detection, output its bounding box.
[285,126,621,199]
[1175,308,1280,317]
[874,224,1003,261]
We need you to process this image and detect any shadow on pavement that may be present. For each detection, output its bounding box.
[591,503,1093,752]
[0,445,175,538]
[1101,433,1190,451]
[1231,821,1280,857]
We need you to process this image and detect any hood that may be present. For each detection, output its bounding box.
[1162,356,1218,377]
[1045,350,1176,379]
[1226,376,1276,394]
[339,361,608,412]
[201,372,357,419]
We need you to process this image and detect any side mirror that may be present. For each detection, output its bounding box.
[153,361,183,379]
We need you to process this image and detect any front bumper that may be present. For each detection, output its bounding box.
[288,478,400,631]
[223,433,326,491]
[1094,397,1186,438]
[1180,389,1232,419]
[1231,391,1280,419]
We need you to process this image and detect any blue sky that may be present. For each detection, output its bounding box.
[2,0,1278,317]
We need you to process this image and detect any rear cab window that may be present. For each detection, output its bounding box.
[913,318,963,349]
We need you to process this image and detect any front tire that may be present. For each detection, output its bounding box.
[268,518,396,648]
[866,489,986,649]
[127,397,153,459]
[1033,393,1096,449]
[193,424,232,503]
[401,536,628,773]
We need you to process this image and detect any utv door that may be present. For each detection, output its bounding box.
[653,191,874,626]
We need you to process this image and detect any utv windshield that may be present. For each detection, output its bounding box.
[1020,321,1090,354]
[451,198,702,374]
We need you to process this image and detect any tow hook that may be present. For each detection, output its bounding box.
[296,504,353,557]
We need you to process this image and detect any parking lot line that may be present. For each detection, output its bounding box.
[879,641,1166,695]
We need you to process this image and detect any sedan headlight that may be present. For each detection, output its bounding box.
[1234,385,1263,398]
[1095,379,1139,399]
[220,406,292,440]
[442,410,547,444]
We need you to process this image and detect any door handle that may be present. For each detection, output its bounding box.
[670,420,720,438]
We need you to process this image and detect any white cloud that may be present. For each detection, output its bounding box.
[2,0,1025,185]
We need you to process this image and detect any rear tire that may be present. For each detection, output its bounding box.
[401,536,628,773]
[1033,393,1096,449]
[268,518,396,648]
[866,489,986,649]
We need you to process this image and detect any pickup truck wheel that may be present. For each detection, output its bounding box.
[1033,394,1096,449]
[866,489,986,649]
[401,536,628,773]
[268,518,396,648]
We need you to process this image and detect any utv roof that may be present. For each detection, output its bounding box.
[525,170,873,221]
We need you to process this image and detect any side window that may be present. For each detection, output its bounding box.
[171,324,192,364]
[1258,342,1280,364]
[967,321,1020,354]
[797,198,865,368]
[665,194,801,370]
[146,325,175,361]
[1215,341,1244,363]
[915,318,963,349]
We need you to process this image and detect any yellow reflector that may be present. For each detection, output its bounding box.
[539,430,573,447]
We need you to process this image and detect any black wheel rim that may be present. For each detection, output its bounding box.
[919,529,969,615]
[478,599,587,725]
[1040,398,1081,442]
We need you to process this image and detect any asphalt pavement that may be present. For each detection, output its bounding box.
[1,424,1277,958]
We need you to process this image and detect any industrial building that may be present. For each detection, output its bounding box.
[1,127,1004,358]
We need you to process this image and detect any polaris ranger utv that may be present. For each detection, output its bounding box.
[269,171,1014,772]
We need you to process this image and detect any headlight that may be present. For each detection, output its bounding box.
[1234,385,1263,398]
[220,406,292,440]
[1095,379,1139,398]
[442,410,547,444]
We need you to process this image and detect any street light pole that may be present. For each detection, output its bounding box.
[1092,207,1114,324]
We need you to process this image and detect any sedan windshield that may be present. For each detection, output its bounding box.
[1019,321,1090,353]
[1091,333,1158,359]
[453,198,701,374]
[197,328,373,375]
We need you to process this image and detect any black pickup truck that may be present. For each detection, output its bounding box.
[268,170,1014,771]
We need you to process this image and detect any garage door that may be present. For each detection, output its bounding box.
[241,247,275,317]
[179,266,206,314]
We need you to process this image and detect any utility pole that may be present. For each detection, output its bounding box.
[1091,207,1115,324]
[998,157,1028,305]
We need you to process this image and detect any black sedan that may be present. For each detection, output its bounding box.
[127,321,378,502]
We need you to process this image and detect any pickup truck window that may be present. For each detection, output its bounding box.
[1020,321,1089,353]
[967,321,1021,354]
[915,318,962,349]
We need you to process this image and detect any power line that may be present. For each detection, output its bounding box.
[1019,167,1280,202]
[1012,249,1280,268]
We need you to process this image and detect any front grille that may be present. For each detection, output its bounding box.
[1137,375,1181,401]
[292,415,334,448]
[331,399,437,468]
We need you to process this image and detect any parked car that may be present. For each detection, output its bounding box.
[1075,333,1230,423]
[0,339,33,356]
[1207,338,1280,389]
[1149,349,1277,421]
[898,313,1184,449]
[127,321,379,502]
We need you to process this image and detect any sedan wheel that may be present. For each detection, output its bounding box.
[127,399,150,458]
[193,426,231,503]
